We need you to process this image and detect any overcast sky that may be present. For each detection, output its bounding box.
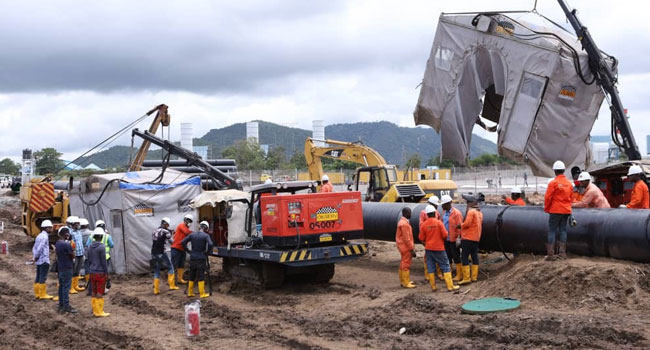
[0,0,648,163]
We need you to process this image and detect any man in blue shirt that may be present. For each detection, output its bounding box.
[67,217,85,294]
[32,220,55,300]
[55,227,77,313]
[182,221,214,298]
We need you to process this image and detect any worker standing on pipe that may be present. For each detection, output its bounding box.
[572,172,610,208]
[503,187,526,206]
[419,205,459,292]
[320,175,334,193]
[420,195,441,281]
[440,195,463,282]
[624,165,649,209]
[544,161,573,260]
[396,207,416,288]
[457,195,483,285]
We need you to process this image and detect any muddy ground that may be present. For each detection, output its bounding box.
[1,190,649,350]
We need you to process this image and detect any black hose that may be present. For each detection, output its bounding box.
[494,206,512,261]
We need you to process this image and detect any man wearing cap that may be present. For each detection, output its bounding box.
[67,216,86,294]
[151,217,178,294]
[32,220,55,300]
[544,160,573,260]
[419,205,459,292]
[457,195,483,285]
[320,174,334,193]
[624,165,649,209]
[503,187,526,206]
[55,227,77,313]
[182,221,214,298]
[395,207,416,288]
[440,195,464,282]
[171,214,194,284]
[88,230,110,317]
[420,196,442,281]
[572,172,610,208]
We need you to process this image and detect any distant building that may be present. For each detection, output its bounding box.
[590,135,618,163]
[193,146,208,160]
[647,135,650,155]
[84,163,103,171]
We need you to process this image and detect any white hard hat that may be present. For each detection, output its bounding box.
[93,227,105,236]
[322,174,329,182]
[628,165,643,176]
[428,195,440,206]
[184,214,194,222]
[95,220,105,227]
[424,205,437,214]
[58,226,70,235]
[79,218,89,226]
[199,221,209,227]
[511,186,521,194]
[161,217,171,225]
[552,160,566,170]
[66,216,79,224]
[577,171,591,182]
[40,220,53,228]
[440,194,452,205]
[264,178,273,184]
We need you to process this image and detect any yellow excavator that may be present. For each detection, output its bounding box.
[304,137,457,202]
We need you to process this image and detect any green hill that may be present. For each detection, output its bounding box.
[78,120,497,168]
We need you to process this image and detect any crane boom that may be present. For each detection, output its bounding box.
[131,129,242,190]
[129,104,171,171]
[557,0,640,160]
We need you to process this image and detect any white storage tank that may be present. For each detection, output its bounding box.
[246,121,259,143]
[180,123,193,150]
[312,120,325,146]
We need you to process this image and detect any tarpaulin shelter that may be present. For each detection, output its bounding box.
[190,189,252,248]
[414,12,609,176]
[69,169,202,274]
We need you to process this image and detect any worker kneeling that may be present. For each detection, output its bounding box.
[182,221,214,298]
[418,205,459,292]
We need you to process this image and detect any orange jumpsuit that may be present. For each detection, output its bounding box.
[395,217,414,270]
[320,182,334,193]
[544,175,573,214]
[460,208,483,242]
[419,208,440,228]
[572,183,610,208]
[418,218,448,251]
[505,197,526,206]
[627,180,649,209]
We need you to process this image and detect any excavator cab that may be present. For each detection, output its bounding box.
[355,165,398,202]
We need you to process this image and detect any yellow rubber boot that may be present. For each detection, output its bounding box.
[423,261,430,281]
[187,281,195,297]
[91,298,97,316]
[436,265,444,281]
[168,274,179,290]
[177,268,188,284]
[427,273,437,291]
[74,276,85,291]
[198,281,209,298]
[471,265,479,282]
[69,277,78,294]
[153,278,160,295]
[453,263,463,282]
[96,298,110,317]
[33,283,40,298]
[458,265,472,285]
[443,272,460,292]
[40,284,54,300]
[403,270,416,288]
[398,269,405,287]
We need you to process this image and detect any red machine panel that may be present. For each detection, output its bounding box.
[261,191,363,247]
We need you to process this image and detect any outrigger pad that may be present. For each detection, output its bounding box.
[461,297,521,315]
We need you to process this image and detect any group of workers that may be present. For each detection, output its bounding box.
[32,216,112,316]
[395,193,483,292]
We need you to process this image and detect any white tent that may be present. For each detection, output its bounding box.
[414,13,608,176]
[69,169,202,274]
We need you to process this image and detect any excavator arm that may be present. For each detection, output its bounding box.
[128,104,171,171]
[304,138,389,182]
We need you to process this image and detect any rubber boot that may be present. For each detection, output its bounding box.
[95,298,110,317]
[436,265,444,281]
[187,281,195,297]
[423,261,430,281]
[39,284,54,300]
[453,263,463,282]
[74,276,85,291]
[443,272,460,292]
[153,278,160,295]
[69,277,78,294]
[558,242,567,260]
[427,273,437,291]
[398,269,405,287]
[545,243,557,261]
[177,268,188,284]
[403,270,416,288]
[33,283,40,299]
[91,298,97,316]
[458,266,472,285]
[198,281,209,298]
[471,265,479,282]
[168,274,179,290]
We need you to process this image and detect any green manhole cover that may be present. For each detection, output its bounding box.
[461,297,521,314]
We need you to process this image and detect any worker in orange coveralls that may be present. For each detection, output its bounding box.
[572,172,610,209]
[457,194,483,286]
[419,205,459,292]
[503,187,526,206]
[419,196,441,281]
[544,161,573,261]
[320,174,334,193]
[396,207,416,288]
[624,165,649,209]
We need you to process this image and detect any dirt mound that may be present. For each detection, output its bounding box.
[478,256,650,312]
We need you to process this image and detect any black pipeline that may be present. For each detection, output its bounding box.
[362,202,650,263]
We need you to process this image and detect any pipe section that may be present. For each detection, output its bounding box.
[141,159,236,167]
[362,202,650,263]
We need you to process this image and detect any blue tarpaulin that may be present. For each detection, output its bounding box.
[119,176,200,190]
